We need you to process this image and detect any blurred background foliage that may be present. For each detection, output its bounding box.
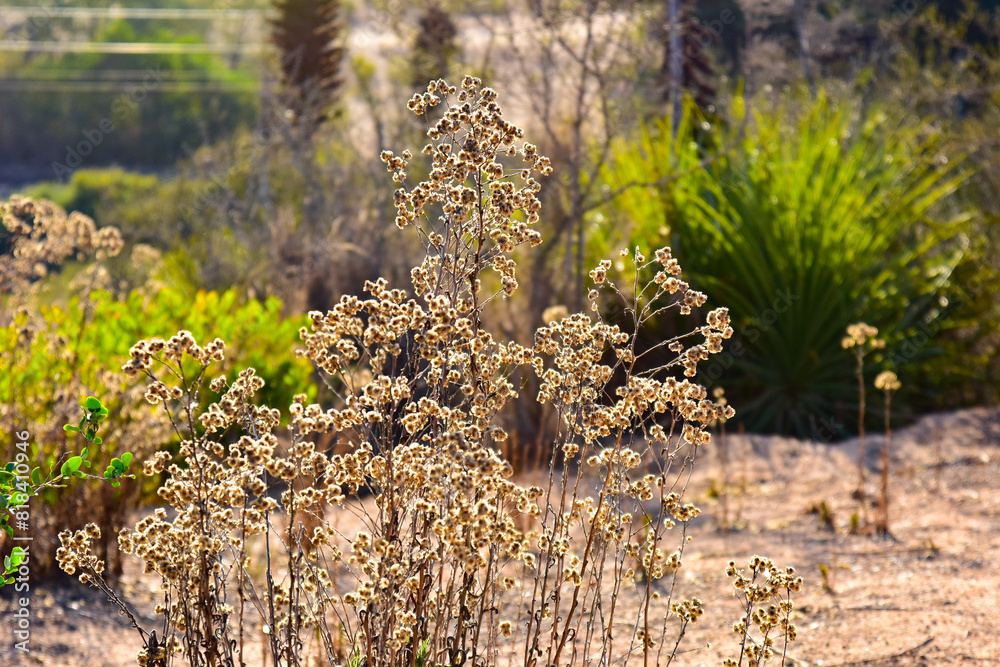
[597,93,977,436]
[0,0,260,182]
[1,0,999,475]
[1,224,315,576]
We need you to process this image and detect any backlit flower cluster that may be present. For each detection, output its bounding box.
[874,369,901,392]
[382,75,547,301]
[724,556,802,667]
[0,196,122,296]
[841,321,884,351]
[55,523,105,581]
[53,78,800,667]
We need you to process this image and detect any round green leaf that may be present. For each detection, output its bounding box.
[61,456,83,477]
[84,396,102,411]
[10,548,25,567]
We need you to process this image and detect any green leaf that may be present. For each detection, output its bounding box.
[30,468,41,487]
[84,396,102,411]
[61,456,83,477]
[121,452,133,468]
[10,547,26,568]
[92,437,102,445]
[64,424,80,433]
[0,496,7,510]
[112,458,125,472]
[4,576,13,585]
[111,480,120,488]
[81,448,89,460]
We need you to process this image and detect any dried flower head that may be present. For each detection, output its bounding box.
[874,370,901,392]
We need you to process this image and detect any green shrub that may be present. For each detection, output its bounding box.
[599,92,971,436]
[25,168,162,222]
[1,198,314,577]
[25,168,202,250]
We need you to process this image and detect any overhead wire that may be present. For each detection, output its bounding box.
[0,6,267,91]
[0,7,266,20]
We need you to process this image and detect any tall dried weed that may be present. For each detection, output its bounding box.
[56,77,800,667]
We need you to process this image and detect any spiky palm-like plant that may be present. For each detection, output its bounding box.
[269,0,344,128]
[599,92,969,436]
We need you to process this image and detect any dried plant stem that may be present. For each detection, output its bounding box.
[873,371,899,537]
[719,419,729,531]
[854,351,867,501]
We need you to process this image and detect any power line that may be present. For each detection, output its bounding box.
[0,68,258,80]
[0,80,258,92]
[0,41,265,54]
[0,7,267,20]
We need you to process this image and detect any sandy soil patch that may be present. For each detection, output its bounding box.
[2,406,998,666]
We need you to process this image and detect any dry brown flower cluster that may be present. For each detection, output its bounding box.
[54,78,798,667]
[841,322,884,352]
[0,196,123,298]
[723,557,802,667]
[874,370,900,392]
[843,321,886,504]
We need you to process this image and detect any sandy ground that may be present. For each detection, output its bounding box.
[2,405,998,667]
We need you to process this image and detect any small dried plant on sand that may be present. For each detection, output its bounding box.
[55,77,799,667]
